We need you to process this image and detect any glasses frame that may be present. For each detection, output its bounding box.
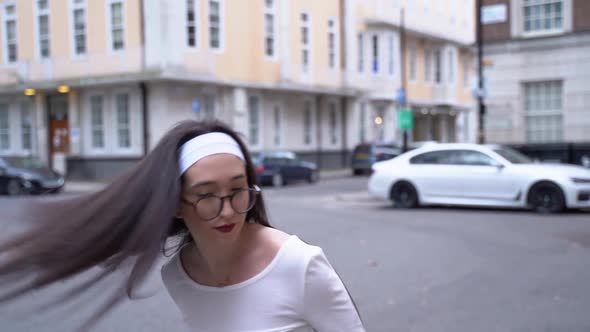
[181,185,262,221]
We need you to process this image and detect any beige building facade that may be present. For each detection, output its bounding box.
[0,0,475,180]
[345,0,477,145]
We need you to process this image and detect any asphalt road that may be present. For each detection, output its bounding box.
[1,176,589,331]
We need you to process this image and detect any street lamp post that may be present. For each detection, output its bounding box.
[400,7,408,152]
[476,0,486,144]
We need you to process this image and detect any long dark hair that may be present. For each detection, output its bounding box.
[0,120,270,328]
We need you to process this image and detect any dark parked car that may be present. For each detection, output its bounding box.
[0,156,65,195]
[254,151,318,187]
[351,142,401,175]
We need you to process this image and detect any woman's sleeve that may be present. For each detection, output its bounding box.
[302,248,366,332]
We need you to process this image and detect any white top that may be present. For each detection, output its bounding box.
[161,235,365,332]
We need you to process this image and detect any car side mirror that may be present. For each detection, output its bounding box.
[495,164,505,171]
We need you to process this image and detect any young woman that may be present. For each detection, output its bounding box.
[0,120,365,331]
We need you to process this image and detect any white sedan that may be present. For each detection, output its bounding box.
[368,143,590,213]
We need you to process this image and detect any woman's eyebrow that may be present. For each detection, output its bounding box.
[230,174,246,181]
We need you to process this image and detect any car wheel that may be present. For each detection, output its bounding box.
[272,173,284,188]
[6,179,23,196]
[352,169,363,176]
[308,170,319,183]
[528,182,565,214]
[390,182,419,209]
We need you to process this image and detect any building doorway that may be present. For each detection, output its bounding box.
[46,95,69,171]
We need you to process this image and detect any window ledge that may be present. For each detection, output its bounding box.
[520,29,567,39]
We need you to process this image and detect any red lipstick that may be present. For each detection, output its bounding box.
[215,224,235,233]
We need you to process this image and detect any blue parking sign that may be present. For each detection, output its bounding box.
[396,88,406,105]
[192,100,200,113]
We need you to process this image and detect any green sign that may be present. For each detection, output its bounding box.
[398,110,413,130]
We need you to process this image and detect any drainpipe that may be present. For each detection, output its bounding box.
[341,96,348,168]
[139,0,150,155]
[340,0,348,169]
[315,94,323,169]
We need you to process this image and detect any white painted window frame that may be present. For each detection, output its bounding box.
[300,11,312,75]
[388,33,395,76]
[511,0,572,38]
[409,42,417,81]
[371,34,379,74]
[0,102,11,153]
[33,0,51,60]
[208,0,224,52]
[358,32,364,73]
[424,47,432,83]
[434,48,443,85]
[448,48,455,84]
[89,94,107,152]
[264,0,277,60]
[198,92,217,121]
[114,91,132,151]
[20,100,33,152]
[69,0,88,58]
[186,0,199,49]
[107,0,126,52]
[247,94,263,149]
[327,17,339,70]
[3,2,18,65]
[524,80,564,143]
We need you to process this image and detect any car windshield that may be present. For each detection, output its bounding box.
[4,157,46,169]
[493,147,532,164]
[271,152,296,159]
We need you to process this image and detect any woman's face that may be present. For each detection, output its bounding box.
[178,153,250,244]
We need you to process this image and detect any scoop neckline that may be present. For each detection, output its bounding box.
[176,235,297,292]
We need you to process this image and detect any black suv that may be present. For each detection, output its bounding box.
[351,143,401,175]
[0,156,64,195]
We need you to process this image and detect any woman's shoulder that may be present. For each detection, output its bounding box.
[251,225,324,273]
[253,225,321,257]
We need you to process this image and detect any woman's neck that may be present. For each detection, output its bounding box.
[187,226,252,285]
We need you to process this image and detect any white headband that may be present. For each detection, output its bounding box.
[179,132,245,175]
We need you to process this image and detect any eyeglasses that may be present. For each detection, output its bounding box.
[181,185,261,221]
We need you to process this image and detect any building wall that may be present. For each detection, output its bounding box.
[0,0,479,180]
[484,33,590,143]
[482,0,511,42]
[144,0,342,88]
[573,0,590,32]
[482,0,590,144]
[0,0,143,85]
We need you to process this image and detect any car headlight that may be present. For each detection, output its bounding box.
[571,178,590,184]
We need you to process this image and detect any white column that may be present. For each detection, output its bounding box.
[68,90,82,156]
[279,0,291,81]
[34,94,48,164]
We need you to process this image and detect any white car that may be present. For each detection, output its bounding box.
[368,143,590,213]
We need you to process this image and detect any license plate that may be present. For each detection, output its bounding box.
[355,153,369,160]
[42,180,63,188]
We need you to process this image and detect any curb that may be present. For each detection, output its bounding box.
[64,169,354,194]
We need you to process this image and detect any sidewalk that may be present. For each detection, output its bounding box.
[64,168,353,194]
